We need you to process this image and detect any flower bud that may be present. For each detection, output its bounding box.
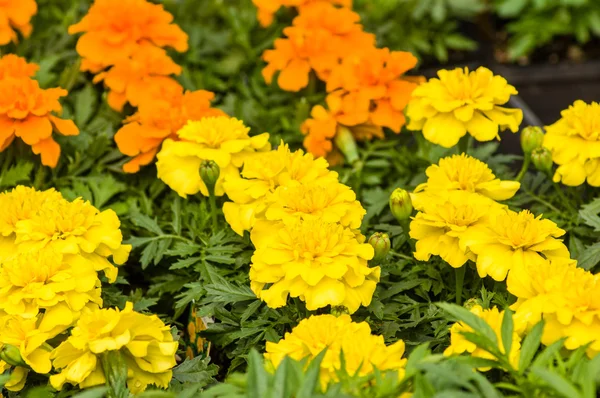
[368,232,391,264]
[520,126,544,154]
[0,345,25,367]
[334,126,359,164]
[200,160,220,194]
[330,306,350,317]
[531,147,553,173]
[389,188,413,222]
[463,297,481,310]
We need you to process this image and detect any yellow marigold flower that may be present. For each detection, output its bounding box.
[265,181,365,229]
[253,0,352,27]
[250,218,377,313]
[50,302,178,393]
[544,100,600,186]
[0,0,37,45]
[265,314,406,389]
[444,305,522,370]
[156,116,271,198]
[460,209,570,282]
[411,154,520,210]
[407,67,523,148]
[409,191,492,268]
[508,257,600,356]
[0,248,102,318]
[0,304,75,377]
[0,186,63,237]
[223,143,338,235]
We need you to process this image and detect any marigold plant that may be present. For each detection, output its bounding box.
[0,76,79,168]
[253,0,352,27]
[223,143,338,235]
[157,116,271,198]
[250,218,377,312]
[265,314,406,388]
[544,100,600,186]
[0,0,37,45]
[444,305,522,369]
[411,153,520,210]
[410,191,491,268]
[50,302,178,393]
[406,67,523,148]
[460,209,570,281]
[115,88,225,173]
[262,2,374,92]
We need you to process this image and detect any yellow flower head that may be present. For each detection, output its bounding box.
[508,257,600,356]
[410,191,492,268]
[156,116,271,198]
[0,186,63,237]
[50,302,178,393]
[0,248,102,318]
[412,154,520,210]
[0,305,74,376]
[265,181,365,229]
[460,209,570,282]
[250,219,377,313]
[407,67,523,148]
[265,314,406,389]
[223,143,338,235]
[544,100,600,186]
[444,305,522,370]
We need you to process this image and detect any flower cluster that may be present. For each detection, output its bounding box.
[157,116,271,197]
[0,54,79,167]
[223,142,377,313]
[0,187,175,393]
[0,0,37,45]
[264,314,406,388]
[544,100,600,186]
[256,0,419,162]
[68,0,188,112]
[444,305,522,369]
[507,257,600,357]
[406,67,523,148]
[408,154,570,282]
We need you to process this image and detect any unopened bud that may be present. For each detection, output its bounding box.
[368,232,391,264]
[334,126,359,164]
[531,147,553,173]
[0,345,25,367]
[463,298,481,310]
[389,188,413,222]
[330,306,350,317]
[200,160,220,194]
[520,126,544,154]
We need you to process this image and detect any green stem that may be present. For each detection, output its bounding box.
[552,183,576,214]
[455,266,466,305]
[208,191,217,228]
[458,135,472,155]
[516,155,530,181]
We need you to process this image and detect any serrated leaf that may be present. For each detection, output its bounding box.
[172,356,218,385]
[75,83,98,127]
[437,303,498,346]
[531,367,583,398]
[0,161,33,187]
[130,211,164,235]
[247,350,269,397]
[576,242,600,270]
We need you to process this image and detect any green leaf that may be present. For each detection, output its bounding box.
[500,308,514,367]
[101,351,129,398]
[204,280,257,304]
[519,320,544,372]
[172,356,218,386]
[297,350,327,397]
[579,198,600,231]
[75,83,98,127]
[532,339,566,368]
[247,350,269,397]
[576,242,600,270]
[130,211,164,235]
[0,161,33,188]
[71,387,109,398]
[437,303,498,346]
[531,367,583,398]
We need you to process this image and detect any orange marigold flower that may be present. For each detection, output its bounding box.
[0,0,37,45]
[68,0,188,72]
[326,47,421,133]
[93,44,183,112]
[0,77,79,168]
[114,87,226,173]
[0,54,38,80]
[253,0,352,27]
[262,2,374,92]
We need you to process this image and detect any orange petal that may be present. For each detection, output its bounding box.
[50,115,79,136]
[0,116,15,149]
[277,59,311,92]
[123,148,159,173]
[14,116,53,145]
[107,90,128,112]
[31,136,60,168]
[370,99,405,133]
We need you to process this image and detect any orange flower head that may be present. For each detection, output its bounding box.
[301,92,383,163]
[0,0,37,45]
[68,0,188,71]
[326,47,421,133]
[0,77,79,167]
[114,88,226,173]
[261,2,374,92]
[0,54,38,80]
[253,0,352,27]
[93,44,183,112]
